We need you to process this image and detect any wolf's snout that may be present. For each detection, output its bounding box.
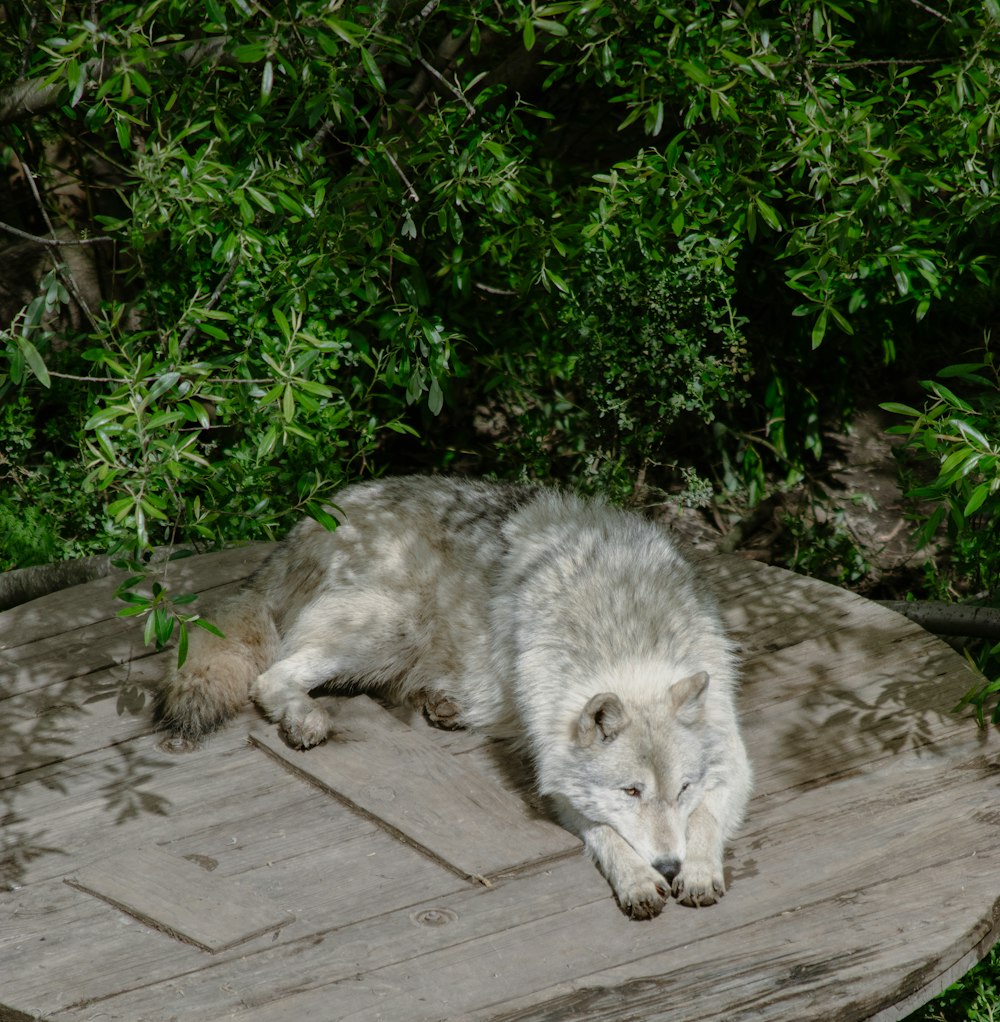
[652,855,681,883]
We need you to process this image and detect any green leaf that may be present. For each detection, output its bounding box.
[754,196,782,231]
[533,18,568,37]
[231,42,267,62]
[117,604,149,618]
[115,117,131,151]
[428,377,444,415]
[17,336,50,387]
[543,268,570,294]
[938,363,987,380]
[273,306,291,340]
[964,483,990,516]
[307,502,340,531]
[360,49,385,92]
[523,18,536,51]
[953,419,990,449]
[145,371,180,406]
[325,18,363,45]
[811,310,828,349]
[177,621,189,667]
[143,610,157,646]
[680,60,712,87]
[879,402,921,417]
[194,618,225,638]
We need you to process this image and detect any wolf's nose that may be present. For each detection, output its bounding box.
[652,856,681,883]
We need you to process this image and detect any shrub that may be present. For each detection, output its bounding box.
[883,349,1000,723]
[1,1,999,641]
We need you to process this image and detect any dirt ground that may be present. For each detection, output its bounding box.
[656,408,936,601]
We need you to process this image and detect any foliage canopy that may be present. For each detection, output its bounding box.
[1,0,998,581]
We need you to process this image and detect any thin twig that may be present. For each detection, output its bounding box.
[474,282,518,296]
[178,263,240,350]
[403,0,440,29]
[417,56,475,117]
[383,147,420,203]
[0,219,114,246]
[906,0,951,22]
[816,57,948,69]
[19,155,98,326]
[47,370,277,386]
[358,113,420,202]
[48,371,120,383]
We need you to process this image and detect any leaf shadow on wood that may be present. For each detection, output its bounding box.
[0,651,171,888]
[725,571,986,796]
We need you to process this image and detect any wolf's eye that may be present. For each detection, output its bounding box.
[622,786,642,798]
[678,781,691,797]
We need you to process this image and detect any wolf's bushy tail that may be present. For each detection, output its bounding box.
[154,580,280,741]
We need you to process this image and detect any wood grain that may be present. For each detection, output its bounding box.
[0,545,996,1022]
[65,846,295,952]
[251,695,580,880]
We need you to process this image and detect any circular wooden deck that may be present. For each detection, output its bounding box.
[1,544,997,1021]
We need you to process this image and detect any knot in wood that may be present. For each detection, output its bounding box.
[411,907,458,928]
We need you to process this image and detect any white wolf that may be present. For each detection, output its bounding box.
[156,476,751,919]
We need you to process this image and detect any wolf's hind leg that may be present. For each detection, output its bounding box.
[250,652,335,749]
[410,688,464,730]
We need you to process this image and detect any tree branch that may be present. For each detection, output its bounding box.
[879,601,1000,641]
[0,38,229,125]
[0,220,113,246]
[906,0,951,22]
[178,263,240,351]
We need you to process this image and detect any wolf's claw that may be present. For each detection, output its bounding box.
[618,869,669,920]
[280,706,332,749]
[672,860,726,907]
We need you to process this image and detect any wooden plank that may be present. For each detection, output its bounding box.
[65,846,295,953]
[186,844,1000,1022]
[0,561,269,698]
[0,651,171,780]
[737,628,977,797]
[3,798,464,1014]
[46,729,1000,1021]
[0,544,272,653]
[221,807,1000,1022]
[0,718,372,888]
[700,554,916,662]
[474,853,1000,1022]
[251,695,580,880]
[44,858,606,1021]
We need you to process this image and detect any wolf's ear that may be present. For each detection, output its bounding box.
[576,692,630,747]
[670,671,710,721]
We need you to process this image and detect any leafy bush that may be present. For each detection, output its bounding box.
[1,0,999,624]
[906,944,1000,1022]
[484,241,750,501]
[883,349,1000,723]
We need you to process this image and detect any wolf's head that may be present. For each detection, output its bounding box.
[552,671,713,880]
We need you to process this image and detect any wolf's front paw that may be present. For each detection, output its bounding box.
[281,706,332,749]
[615,865,669,920]
[672,858,726,907]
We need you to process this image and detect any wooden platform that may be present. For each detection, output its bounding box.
[2,543,998,1021]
